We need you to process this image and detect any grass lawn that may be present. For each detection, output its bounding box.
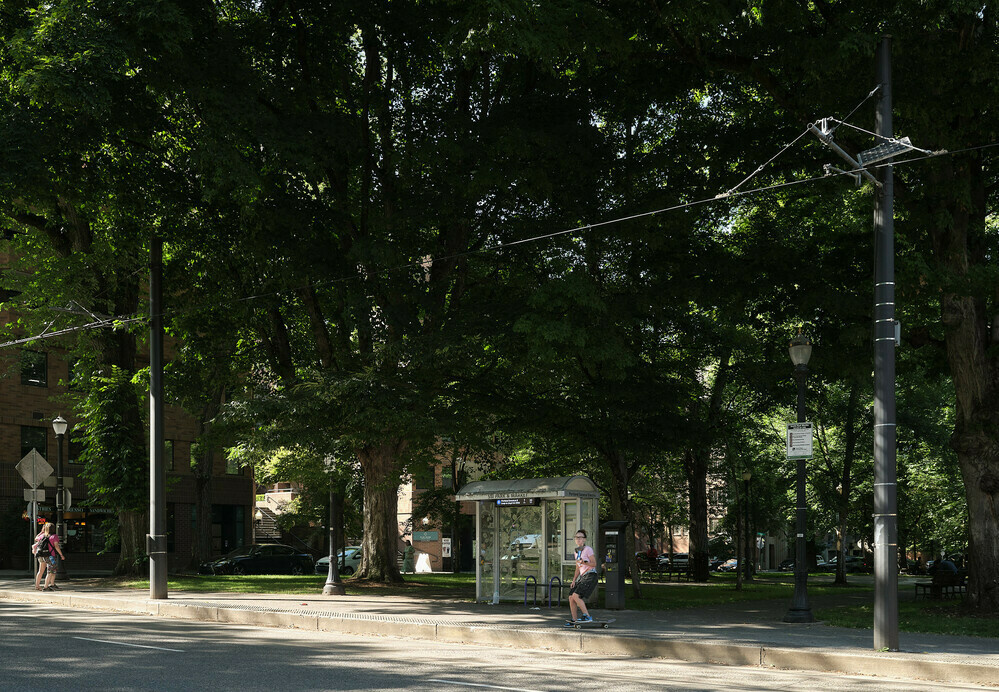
[816,599,999,638]
[118,571,477,599]
[612,572,871,611]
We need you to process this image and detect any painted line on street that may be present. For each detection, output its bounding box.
[73,636,184,652]
[427,680,541,692]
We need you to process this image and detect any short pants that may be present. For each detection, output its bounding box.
[570,571,598,600]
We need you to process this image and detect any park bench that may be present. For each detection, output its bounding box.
[914,578,966,600]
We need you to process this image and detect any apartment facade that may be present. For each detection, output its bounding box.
[0,346,253,572]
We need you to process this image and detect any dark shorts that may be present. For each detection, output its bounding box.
[570,571,598,600]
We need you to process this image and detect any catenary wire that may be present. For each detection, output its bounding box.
[1,141,996,350]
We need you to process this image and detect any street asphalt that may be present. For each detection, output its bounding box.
[1,571,996,688]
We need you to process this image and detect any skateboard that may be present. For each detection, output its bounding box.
[567,618,616,629]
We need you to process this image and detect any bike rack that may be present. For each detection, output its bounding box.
[548,576,563,608]
[524,576,538,607]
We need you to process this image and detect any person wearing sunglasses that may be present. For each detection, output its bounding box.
[566,529,597,626]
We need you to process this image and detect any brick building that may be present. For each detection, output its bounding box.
[0,346,253,572]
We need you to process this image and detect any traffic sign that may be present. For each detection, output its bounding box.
[786,422,813,459]
[15,449,52,488]
[23,489,45,502]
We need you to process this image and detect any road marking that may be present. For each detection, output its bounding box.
[428,681,541,692]
[73,636,184,652]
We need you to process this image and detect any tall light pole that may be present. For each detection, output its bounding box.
[52,415,68,579]
[784,335,814,623]
[743,470,752,582]
[323,479,345,596]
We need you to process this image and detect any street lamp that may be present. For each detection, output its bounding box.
[52,415,68,580]
[784,335,814,623]
[742,470,752,582]
[323,480,345,596]
[253,509,262,543]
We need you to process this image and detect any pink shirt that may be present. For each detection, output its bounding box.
[576,545,595,576]
[36,533,58,554]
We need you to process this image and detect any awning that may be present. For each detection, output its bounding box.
[455,475,599,501]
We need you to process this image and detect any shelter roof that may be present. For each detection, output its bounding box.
[455,475,599,501]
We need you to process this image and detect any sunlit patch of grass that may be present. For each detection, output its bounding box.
[816,600,999,638]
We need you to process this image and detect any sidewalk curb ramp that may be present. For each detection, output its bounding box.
[3,588,996,688]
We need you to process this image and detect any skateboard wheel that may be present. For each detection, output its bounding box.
[602,623,609,628]
[574,624,582,629]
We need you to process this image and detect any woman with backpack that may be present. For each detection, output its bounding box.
[33,522,65,591]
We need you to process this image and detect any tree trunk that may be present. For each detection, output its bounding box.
[113,509,147,576]
[929,160,999,613]
[355,441,406,582]
[685,448,710,581]
[605,449,642,598]
[191,450,214,567]
[835,381,860,585]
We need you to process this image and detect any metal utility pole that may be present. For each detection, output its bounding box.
[148,237,168,599]
[323,480,346,596]
[873,35,899,652]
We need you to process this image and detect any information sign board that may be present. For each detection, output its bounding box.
[495,498,539,507]
[786,422,813,459]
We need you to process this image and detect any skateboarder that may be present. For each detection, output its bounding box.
[566,529,597,626]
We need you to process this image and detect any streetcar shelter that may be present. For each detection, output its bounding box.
[455,476,600,603]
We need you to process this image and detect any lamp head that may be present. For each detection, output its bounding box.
[789,334,812,367]
[52,415,68,436]
[742,470,752,481]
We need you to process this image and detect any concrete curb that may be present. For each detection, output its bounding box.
[2,588,995,687]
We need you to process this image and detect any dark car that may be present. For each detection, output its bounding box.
[202,544,314,575]
[778,558,796,571]
[825,555,873,574]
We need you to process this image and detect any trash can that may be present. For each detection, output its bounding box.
[601,520,629,609]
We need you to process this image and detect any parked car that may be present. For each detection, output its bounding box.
[825,555,873,573]
[202,543,314,575]
[778,558,796,571]
[315,547,362,576]
[661,552,689,570]
[709,558,727,571]
[717,558,739,572]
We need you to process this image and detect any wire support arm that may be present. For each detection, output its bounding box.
[807,123,880,187]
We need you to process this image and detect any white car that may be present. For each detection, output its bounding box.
[315,546,362,575]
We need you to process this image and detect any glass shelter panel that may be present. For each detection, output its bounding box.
[498,505,542,601]
[546,501,562,592]
[478,502,495,601]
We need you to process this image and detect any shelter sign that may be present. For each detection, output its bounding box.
[786,423,813,460]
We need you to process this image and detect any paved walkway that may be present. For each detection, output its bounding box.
[1,572,996,687]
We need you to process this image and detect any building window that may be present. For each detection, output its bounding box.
[20,426,47,461]
[164,440,175,471]
[226,454,241,475]
[441,465,454,490]
[21,350,47,387]
[68,435,84,465]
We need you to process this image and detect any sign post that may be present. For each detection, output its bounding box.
[16,449,52,575]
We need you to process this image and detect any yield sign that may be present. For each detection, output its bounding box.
[15,449,53,488]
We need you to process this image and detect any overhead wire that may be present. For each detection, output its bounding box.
[1,138,997,350]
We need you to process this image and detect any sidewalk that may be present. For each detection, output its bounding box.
[1,572,996,687]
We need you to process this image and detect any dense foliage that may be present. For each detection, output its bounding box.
[0,1,995,608]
